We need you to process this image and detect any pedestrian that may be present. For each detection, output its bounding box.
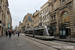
[9,30,11,39]
[18,32,20,37]
[6,31,8,37]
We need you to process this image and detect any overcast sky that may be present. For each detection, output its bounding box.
[8,0,48,29]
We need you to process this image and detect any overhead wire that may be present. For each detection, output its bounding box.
[31,0,43,12]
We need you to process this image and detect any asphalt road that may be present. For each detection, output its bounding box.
[0,34,42,50]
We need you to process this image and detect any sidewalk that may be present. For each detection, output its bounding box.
[55,36,75,42]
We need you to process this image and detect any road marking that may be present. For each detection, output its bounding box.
[17,44,23,45]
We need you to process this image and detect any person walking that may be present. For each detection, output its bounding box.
[18,32,20,37]
[9,30,11,39]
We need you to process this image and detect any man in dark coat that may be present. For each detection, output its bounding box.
[9,30,11,39]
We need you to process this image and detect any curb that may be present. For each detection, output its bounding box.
[55,39,75,43]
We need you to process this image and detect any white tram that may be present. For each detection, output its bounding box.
[25,26,54,39]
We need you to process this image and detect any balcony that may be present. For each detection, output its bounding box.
[50,19,57,24]
[59,0,72,9]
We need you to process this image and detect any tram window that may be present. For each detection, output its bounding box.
[29,31,33,34]
[35,30,40,35]
[25,31,27,34]
[39,29,43,36]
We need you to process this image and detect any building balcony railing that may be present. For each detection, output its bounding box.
[50,19,57,24]
[58,0,72,9]
[49,0,72,12]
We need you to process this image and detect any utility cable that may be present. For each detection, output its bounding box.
[31,0,43,12]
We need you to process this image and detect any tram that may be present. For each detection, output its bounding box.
[25,26,54,39]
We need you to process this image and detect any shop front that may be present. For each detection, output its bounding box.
[59,11,70,39]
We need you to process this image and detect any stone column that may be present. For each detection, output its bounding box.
[68,3,75,37]
[56,11,59,36]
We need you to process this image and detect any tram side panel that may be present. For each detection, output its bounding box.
[34,29,44,39]
[29,30,34,37]
[25,31,29,36]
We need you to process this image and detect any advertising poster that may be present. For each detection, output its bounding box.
[63,30,66,35]
[60,30,62,35]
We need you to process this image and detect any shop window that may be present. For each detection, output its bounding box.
[51,16,53,21]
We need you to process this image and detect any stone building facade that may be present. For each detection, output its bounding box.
[6,8,12,30]
[33,10,39,27]
[39,1,50,26]
[21,0,75,37]
[0,0,11,36]
[24,13,33,29]
[49,0,75,37]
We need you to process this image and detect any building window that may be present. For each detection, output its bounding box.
[44,16,45,20]
[43,17,44,21]
[52,5,54,10]
[60,0,61,4]
[62,0,65,2]
[62,0,66,3]
[54,15,56,20]
[48,15,49,19]
[47,8,48,12]
[9,18,10,20]
[45,22,46,25]
[27,23,29,26]
[54,0,56,2]
[43,11,44,14]
[51,16,53,21]
[45,9,46,13]
[45,15,46,19]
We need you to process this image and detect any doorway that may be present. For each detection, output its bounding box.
[66,28,70,36]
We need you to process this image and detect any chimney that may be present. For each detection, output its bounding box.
[36,10,37,12]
